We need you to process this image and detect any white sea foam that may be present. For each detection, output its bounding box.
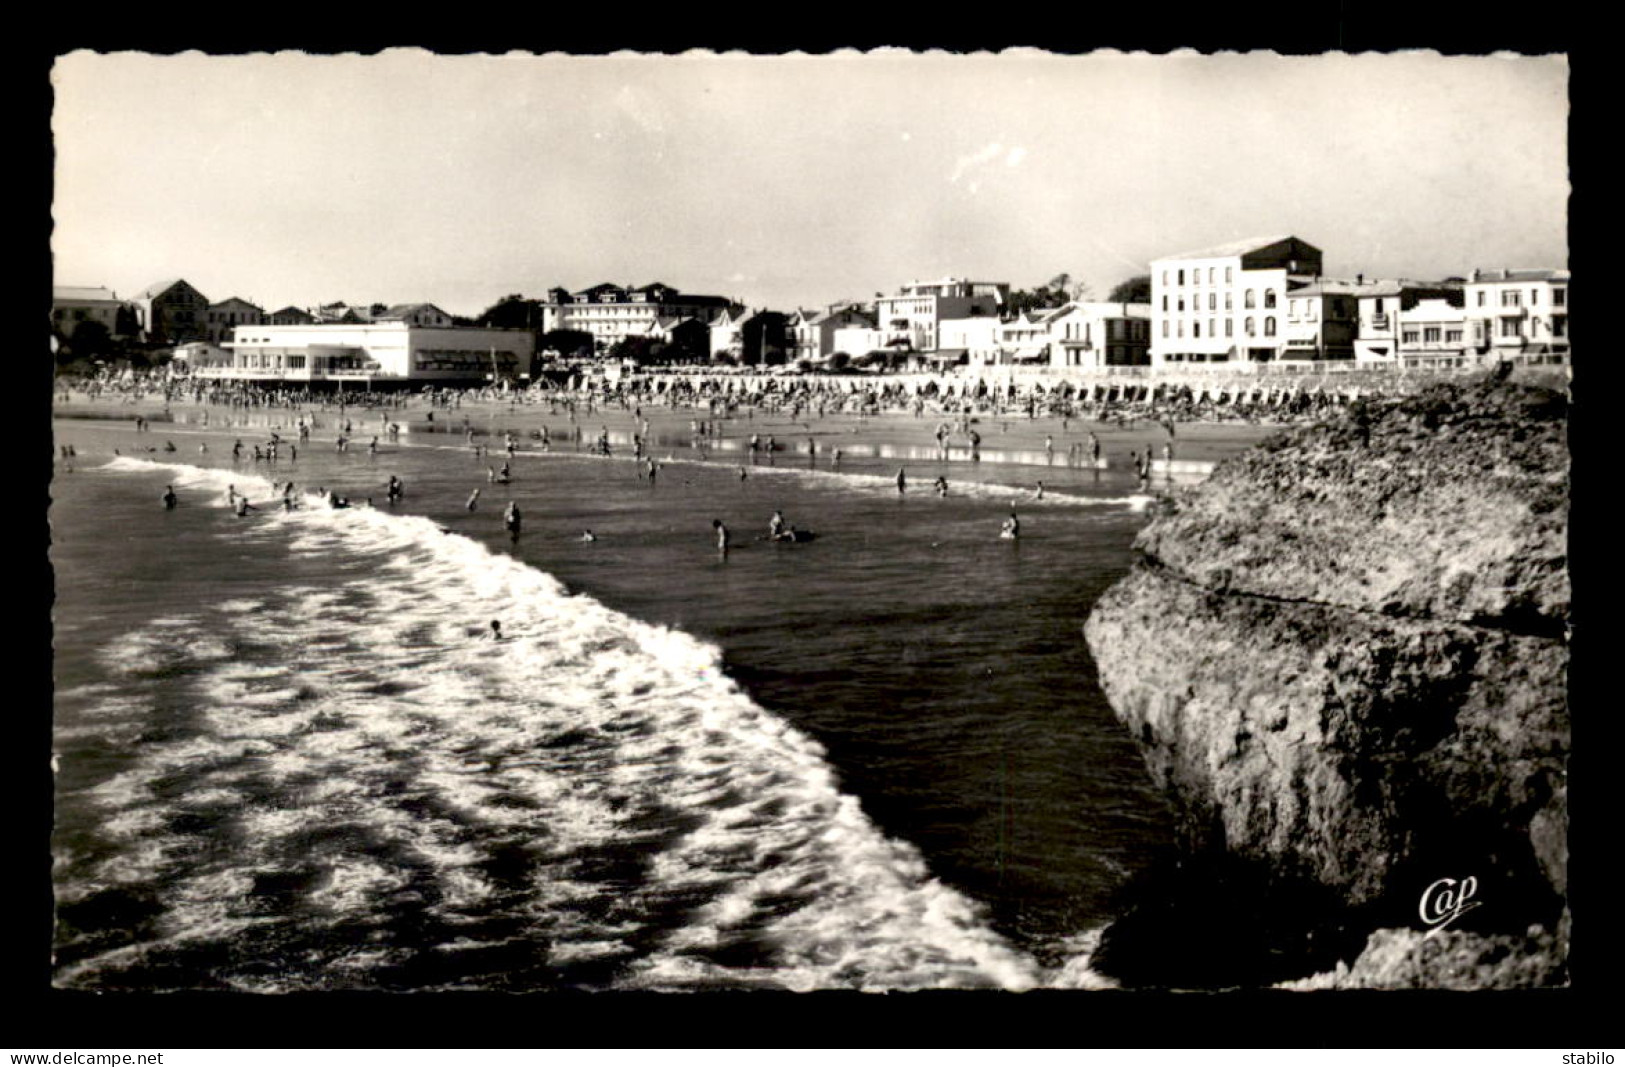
[59,456,1111,991]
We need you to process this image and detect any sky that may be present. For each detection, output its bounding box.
[51,49,1570,318]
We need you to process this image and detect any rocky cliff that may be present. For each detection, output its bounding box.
[1082,377,1570,989]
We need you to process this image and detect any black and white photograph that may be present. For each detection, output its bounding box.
[43,45,1574,1010]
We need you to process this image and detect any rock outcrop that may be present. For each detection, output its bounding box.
[1083,377,1569,988]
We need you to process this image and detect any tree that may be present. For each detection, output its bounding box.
[477,294,543,331]
[1108,275,1153,303]
[608,336,666,367]
[65,320,113,360]
[1003,273,1097,315]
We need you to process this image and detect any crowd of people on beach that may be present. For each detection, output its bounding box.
[55,361,1454,436]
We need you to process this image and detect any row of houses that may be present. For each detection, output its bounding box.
[52,239,1568,385]
[1147,235,1569,370]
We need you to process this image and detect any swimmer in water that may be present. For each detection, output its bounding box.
[769,510,786,539]
[234,496,257,517]
[713,518,729,552]
[161,485,177,510]
[466,488,481,511]
[504,501,521,539]
[1036,481,1045,500]
[1001,511,1020,539]
[580,529,597,542]
[934,476,948,497]
[896,468,907,494]
[490,620,503,641]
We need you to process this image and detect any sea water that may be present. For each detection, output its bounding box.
[50,415,1179,991]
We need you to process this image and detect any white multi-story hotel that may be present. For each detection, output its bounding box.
[542,282,738,352]
[1462,268,1570,362]
[874,277,1007,352]
[197,320,535,385]
[1148,235,1323,367]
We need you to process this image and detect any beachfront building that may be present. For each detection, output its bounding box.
[1462,268,1570,364]
[1002,310,1054,364]
[310,302,379,324]
[172,341,233,369]
[1045,302,1153,370]
[1280,280,1369,362]
[129,278,211,346]
[52,286,137,344]
[709,306,750,361]
[831,322,885,362]
[206,320,535,386]
[1395,298,1470,369]
[874,278,1007,353]
[939,315,1002,367]
[204,297,266,345]
[1352,281,1465,363]
[788,306,875,363]
[268,306,318,326]
[708,308,791,365]
[543,282,739,354]
[1148,236,1323,367]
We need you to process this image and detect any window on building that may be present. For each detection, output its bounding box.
[1225,267,1233,283]
[1477,291,1486,307]
[1552,315,1567,337]
[1225,318,1233,337]
[1178,269,1185,285]
[1424,327,1441,344]
[1245,317,1255,337]
[1208,293,1216,311]
[1501,318,1522,337]
[1208,267,1215,284]
[1162,321,1169,338]
[1193,322,1201,338]
[1264,290,1277,309]
[1245,290,1256,309]
[1446,329,1462,343]
[1162,295,1168,311]
[1530,288,1539,305]
[1403,330,1420,345]
[1209,318,1216,337]
[1264,317,1276,337]
[1553,288,1566,307]
[1176,321,1184,338]
[1224,293,1232,311]
[1502,289,1522,308]
[1161,271,1169,286]
[1177,297,1185,312]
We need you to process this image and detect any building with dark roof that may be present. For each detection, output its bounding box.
[1148,236,1323,366]
[129,279,210,345]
